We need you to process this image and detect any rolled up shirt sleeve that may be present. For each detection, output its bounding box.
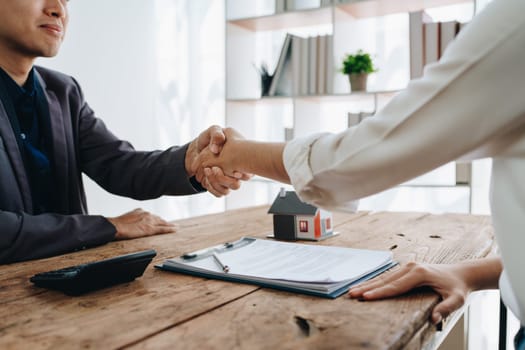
[283,133,359,212]
[283,0,525,213]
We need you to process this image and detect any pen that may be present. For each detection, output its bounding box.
[212,253,229,273]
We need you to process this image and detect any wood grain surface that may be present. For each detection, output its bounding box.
[0,206,494,349]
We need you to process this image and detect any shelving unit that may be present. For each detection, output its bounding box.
[224,0,477,213]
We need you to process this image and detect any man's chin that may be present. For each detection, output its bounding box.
[34,39,64,58]
[20,45,62,60]
[40,46,62,58]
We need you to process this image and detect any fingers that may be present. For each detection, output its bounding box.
[362,273,424,300]
[349,263,428,300]
[209,126,226,154]
[192,149,246,197]
[348,261,469,326]
[191,126,249,193]
[202,167,242,197]
[432,292,465,324]
[136,210,176,235]
[198,125,226,154]
[210,167,241,190]
[223,127,243,140]
[348,265,406,297]
[233,171,254,181]
[109,209,176,239]
[143,221,176,235]
[148,224,176,235]
[204,178,230,197]
[191,147,217,180]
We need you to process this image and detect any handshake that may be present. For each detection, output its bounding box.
[185,125,290,197]
[185,125,252,197]
[111,126,288,240]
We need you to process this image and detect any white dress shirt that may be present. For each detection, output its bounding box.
[284,0,525,325]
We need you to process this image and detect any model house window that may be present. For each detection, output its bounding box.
[299,220,308,232]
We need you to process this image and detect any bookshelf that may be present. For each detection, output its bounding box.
[224,0,477,212]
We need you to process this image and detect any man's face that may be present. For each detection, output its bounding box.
[0,0,69,59]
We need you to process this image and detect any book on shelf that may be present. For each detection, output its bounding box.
[348,111,374,127]
[299,36,309,95]
[316,35,327,94]
[424,21,440,66]
[268,33,294,96]
[325,34,334,94]
[308,35,318,95]
[284,127,295,141]
[157,237,396,298]
[409,11,426,79]
[410,11,465,79]
[291,35,302,96]
[275,0,286,13]
[268,33,334,97]
[440,21,459,57]
[285,0,322,11]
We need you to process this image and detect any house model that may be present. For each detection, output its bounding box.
[268,189,334,241]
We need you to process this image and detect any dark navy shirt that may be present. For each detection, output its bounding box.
[0,67,56,214]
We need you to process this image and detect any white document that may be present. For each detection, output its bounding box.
[218,239,392,283]
[161,237,395,298]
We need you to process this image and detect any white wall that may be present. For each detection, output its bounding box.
[38,0,225,221]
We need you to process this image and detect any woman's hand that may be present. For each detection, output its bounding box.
[348,258,502,324]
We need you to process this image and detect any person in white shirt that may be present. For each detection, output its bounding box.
[194,0,525,344]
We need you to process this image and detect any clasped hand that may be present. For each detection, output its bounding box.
[187,126,251,197]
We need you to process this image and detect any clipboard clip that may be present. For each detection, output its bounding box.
[181,242,235,260]
[180,238,254,260]
[181,253,198,260]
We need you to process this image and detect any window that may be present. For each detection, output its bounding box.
[299,220,308,232]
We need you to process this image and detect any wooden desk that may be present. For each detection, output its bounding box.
[0,206,494,349]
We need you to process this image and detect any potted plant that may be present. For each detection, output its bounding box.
[253,62,272,96]
[340,50,377,92]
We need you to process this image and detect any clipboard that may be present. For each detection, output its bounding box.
[156,237,397,299]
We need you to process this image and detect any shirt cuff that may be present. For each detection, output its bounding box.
[283,133,359,212]
[173,143,206,194]
[189,176,206,193]
[283,133,326,201]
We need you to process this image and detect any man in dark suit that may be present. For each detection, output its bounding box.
[0,0,243,263]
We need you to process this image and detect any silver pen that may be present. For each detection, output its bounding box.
[212,253,230,273]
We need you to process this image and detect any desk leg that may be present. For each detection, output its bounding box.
[499,298,507,350]
[438,312,468,350]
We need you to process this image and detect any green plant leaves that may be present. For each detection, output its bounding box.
[341,49,377,74]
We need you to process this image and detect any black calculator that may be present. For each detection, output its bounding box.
[30,249,157,295]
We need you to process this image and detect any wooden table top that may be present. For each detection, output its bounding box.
[0,206,494,350]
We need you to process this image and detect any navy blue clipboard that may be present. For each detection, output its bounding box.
[156,260,397,299]
[155,237,397,299]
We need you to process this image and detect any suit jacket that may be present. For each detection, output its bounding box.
[0,66,201,264]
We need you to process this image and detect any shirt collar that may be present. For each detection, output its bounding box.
[0,67,37,103]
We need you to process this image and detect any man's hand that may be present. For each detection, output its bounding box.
[107,208,176,240]
[185,125,251,197]
[185,125,225,176]
[194,127,289,186]
[193,128,247,179]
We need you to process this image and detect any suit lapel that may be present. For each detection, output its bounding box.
[36,71,69,212]
[0,81,33,212]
